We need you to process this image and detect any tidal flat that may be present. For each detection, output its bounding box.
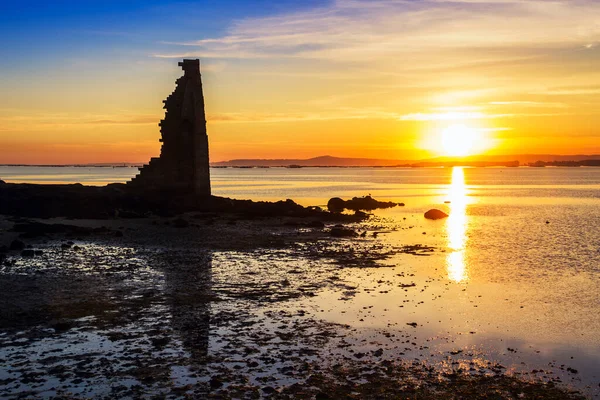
[0,210,596,399]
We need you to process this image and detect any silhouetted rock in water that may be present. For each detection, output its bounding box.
[129,59,210,195]
[327,197,346,213]
[0,179,5,184]
[327,196,398,212]
[330,226,358,238]
[0,182,366,222]
[424,209,448,220]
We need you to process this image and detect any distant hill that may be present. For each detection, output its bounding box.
[211,155,412,167]
[211,154,600,167]
[3,154,600,168]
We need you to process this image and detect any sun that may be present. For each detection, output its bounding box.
[440,124,479,157]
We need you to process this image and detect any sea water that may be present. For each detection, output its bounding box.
[1,165,599,395]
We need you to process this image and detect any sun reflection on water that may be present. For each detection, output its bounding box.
[447,167,469,282]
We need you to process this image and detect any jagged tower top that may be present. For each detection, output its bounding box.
[178,59,201,75]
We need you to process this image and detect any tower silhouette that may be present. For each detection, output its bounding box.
[130,59,211,195]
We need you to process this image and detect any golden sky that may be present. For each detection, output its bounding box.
[1,0,599,164]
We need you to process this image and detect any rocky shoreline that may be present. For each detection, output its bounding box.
[0,207,591,399]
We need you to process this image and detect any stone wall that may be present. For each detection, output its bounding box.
[129,59,211,195]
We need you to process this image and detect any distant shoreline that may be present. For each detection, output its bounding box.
[3,162,600,168]
[4,153,600,168]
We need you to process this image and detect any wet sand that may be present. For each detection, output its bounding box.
[0,213,594,399]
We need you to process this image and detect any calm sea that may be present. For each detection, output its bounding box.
[1,165,600,394]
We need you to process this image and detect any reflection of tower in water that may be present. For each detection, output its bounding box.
[163,252,212,361]
[446,167,469,282]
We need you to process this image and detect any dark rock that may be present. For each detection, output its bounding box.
[51,320,72,333]
[372,348,384,357]
[61,243,72,249]
[330,227,358,238]
[328,195,398,212]
[406,322,418,327]
[209,377,223,389]
[424,209,448,220]
[327,197,346,213]
[308,220,325,229]
[354,210,367,219]
[346,195,397,211]
[11,222,106,238]
[21,249,35,257]
[34,250,44,256]
[172,218,190,228]
[0,245,8,253]
[114,230,124,237]
[261,386,277,394]
[10,240,25,251]
[315,393,331,400]
[0,181,366,222]
[151,337,170,348]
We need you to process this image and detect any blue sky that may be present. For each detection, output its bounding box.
[0,0,599,163]
[0,1,326,60]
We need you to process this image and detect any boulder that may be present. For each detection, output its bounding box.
[345,195,397,211]
[424,209,448,220]
[327,197,346,213]
[327,196,399,212]
[330,226,358,238]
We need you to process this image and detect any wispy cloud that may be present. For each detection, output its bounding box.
[154,0,600,63]
[209,108,403,123]
[0,113,159,131]
[149,0,600,130]
[399,111,567,121]
[489,101,569,108]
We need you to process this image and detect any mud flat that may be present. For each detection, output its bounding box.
[0,210,593,399]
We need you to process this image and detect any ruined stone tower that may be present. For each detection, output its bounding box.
[129,59,211,195]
